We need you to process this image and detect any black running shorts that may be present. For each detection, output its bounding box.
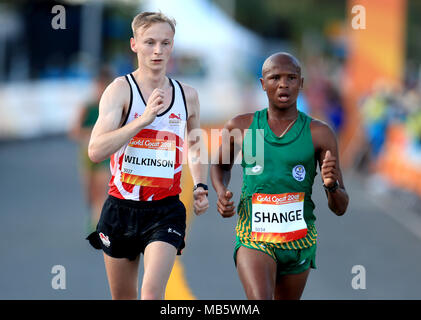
[86,195,186,261]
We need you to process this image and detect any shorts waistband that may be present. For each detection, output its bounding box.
[107,195,180,208]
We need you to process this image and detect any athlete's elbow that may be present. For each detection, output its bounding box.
[88,144,102,163]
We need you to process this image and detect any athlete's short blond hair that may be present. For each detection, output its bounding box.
[131,12,176,37]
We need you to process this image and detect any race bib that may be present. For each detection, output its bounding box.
[120,137,176,188]
[251,192,307,243]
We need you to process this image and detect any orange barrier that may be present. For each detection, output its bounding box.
[341,0,407,168]
[376,124,421,197]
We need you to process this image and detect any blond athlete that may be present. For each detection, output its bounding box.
[87,12,209,300]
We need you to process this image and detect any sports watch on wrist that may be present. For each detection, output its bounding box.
[323,180,339,193]
[193,183,208,192]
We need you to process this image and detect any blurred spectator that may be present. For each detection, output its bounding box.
[405,89,421,160]
[325,85,344,132]
[359,78,421,171]
[302,55,344,133]
[68,66,113,233]
[360,86,391,159]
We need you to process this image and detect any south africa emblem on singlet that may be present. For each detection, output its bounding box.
[292,165,306,182]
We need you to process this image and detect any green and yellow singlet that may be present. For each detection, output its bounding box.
[236,108,318,250]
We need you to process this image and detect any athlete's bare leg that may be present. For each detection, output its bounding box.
[274,268,310,300]
[103,253,140,300]
[236,246,277,300]
[141,241,177,300]
[82,169,93,208]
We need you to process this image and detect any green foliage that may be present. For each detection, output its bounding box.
[406,0,421,62]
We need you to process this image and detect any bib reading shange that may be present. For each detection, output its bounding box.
[120,137,176,188]
[251,192,307,243]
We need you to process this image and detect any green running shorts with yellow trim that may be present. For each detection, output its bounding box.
[234,236,317,276]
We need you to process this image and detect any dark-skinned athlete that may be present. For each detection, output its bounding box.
[210,52,349,300]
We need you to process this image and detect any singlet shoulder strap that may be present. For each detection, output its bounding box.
[174,79,188,119]
[121,74,133,127]
[128,73,147,106]
[156,78,175,117]
[253,108,266,130]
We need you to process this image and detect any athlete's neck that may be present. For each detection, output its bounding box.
[133,68,168,91]
[267,104,298,121]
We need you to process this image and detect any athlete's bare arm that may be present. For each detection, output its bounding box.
[182,83,209,215]
[210,114,253,218]
[88,77,165,163]
[311,120,349,215]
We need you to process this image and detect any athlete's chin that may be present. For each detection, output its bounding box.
[273,101,297,110]
[149,60,167,69]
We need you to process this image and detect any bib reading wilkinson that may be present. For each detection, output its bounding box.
[121,137,176,188]
[251,192,307,243]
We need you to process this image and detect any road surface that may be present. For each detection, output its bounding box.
[1,135,421,299]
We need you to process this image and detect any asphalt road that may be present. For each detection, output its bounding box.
[1,135,421,299]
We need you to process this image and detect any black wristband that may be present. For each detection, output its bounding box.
[193,183,208,192]
[323,180,339,193]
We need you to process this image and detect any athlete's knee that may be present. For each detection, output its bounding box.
[141,283,165,300]
[110,288,138,300]
[246,286,273,300]
[274,291,302,300]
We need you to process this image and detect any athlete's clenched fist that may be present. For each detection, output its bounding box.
[217,189,236,218]
[321,150,338,187]
[193,188,209,216]
[138,88,166,126]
